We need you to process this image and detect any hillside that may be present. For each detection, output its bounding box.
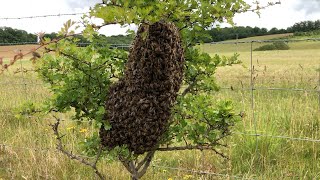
[0,44,40,59]
[202,33,320,53]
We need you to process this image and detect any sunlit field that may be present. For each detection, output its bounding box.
[0,36,319,179]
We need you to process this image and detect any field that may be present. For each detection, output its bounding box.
[0,35,319,179]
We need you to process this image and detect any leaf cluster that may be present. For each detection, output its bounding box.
[37,37,127,127]
[36,0,248,160]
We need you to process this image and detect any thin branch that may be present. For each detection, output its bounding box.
[182,136,189,147]
[212,148,229,160]
[51,115,105,180]
[156,144,228,160]
[136,151,154,170]
[157,144,212,151]
[94,145,103,167]
[0,33,82,74]
[129,161,139,179]
[137,151,155,178]
[181,83,195,97]
[119,156,134,174]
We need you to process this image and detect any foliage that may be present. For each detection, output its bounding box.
[0,27,37,44]
[205,26,287,42]
[288,20,320,33]
[0,27,68,44]
[37,39,128,124]
[44,32,134,45]
[254,41,290,51]
[294,30,320,37]
[13,101,43,120]
[30,0,274,179]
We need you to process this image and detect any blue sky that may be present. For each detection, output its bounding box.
[0,0,319,36]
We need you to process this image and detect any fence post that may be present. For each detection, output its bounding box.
[318,63,320,110]
[19,51,27,101]
[250,41,258,153]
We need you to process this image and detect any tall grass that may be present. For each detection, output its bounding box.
[0,38,319,179]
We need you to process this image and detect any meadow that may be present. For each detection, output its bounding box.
[0,35,319,179]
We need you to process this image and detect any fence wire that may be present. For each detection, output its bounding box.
[151,165,254,180]
[0,12,88,20]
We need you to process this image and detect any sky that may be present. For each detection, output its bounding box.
[0,0,319,36]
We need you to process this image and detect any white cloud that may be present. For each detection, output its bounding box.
[294,0,320,14]
[0,0,129,36]
[64,0,101,10]
[231,0,320,30]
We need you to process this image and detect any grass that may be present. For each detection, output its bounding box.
[0,35,320,179]
[0,45,39,58]
[205,37,320,179]
[202,33,320,53]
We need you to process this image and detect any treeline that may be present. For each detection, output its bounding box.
[0,27,37,43]
[205,26,287,42]
[288,20,320,32]
[206,20,320,42]
[43,33,134,45]
[0,20,319,44]
[0,27,134,45]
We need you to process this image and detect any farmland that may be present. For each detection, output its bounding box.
[0,35,319,179]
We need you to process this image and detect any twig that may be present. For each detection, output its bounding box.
[0,33,82,74]
[157,145,212,151]
[136,151,155,170]
[212,148,229,160]
[51,115,105,180]
[137,151,155,178]
[156,144,228,160]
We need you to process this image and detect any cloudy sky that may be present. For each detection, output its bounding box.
[0,0,319,36]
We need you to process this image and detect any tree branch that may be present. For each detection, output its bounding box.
[136,151,155,170]
[181,82,196,97]
[137,151,155,178]
[51,115,105,180]
[129,161,139,179]
[156,144,229,160]
[118,156,134,174]
[0,33,82,74]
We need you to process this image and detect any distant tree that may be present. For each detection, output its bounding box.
[289,20,320,33]
[0,27,37,43]
[268,27,278,34]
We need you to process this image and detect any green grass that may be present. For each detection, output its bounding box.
[202,33,320,53]
[0,35,320,179]
[206,38,320,179]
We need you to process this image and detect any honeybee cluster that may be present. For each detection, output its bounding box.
[100,22,185,154]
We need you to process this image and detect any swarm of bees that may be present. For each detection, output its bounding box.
[100,22,185,154]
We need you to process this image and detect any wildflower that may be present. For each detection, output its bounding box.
[66,126,75,130]
[79,128,88,133]
[183,174,193,179]
[162,169,167,173]
[168,178,173,180]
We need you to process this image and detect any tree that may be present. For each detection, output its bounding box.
[0,27,37,43]
[11,0,277,179]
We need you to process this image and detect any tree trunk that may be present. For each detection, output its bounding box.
[131,175,139,180]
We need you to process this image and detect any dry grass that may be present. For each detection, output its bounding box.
[0,45,40,58]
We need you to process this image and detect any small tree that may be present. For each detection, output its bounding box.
[28,1,278,179]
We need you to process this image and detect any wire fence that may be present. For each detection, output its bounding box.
[0,12,88,20]
[1,38,319,179]
[1,13,320,179]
